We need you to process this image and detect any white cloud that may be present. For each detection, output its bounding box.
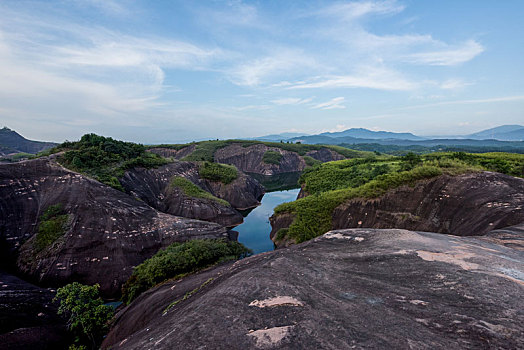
[318,1,405,20]
[228,51,317,87]
[289,66,418,91]
[404,40,484,66]
[312,97,346,110]
[271,97,312,105]
[440,79,472,90]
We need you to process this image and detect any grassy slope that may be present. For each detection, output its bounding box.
[148,139,373,162]
[170,176,230,206]
[274,152,524,244]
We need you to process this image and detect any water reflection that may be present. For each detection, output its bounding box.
[235,188,300,254]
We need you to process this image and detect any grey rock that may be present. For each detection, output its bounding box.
[0,158,229,298]
[102,227,524,349]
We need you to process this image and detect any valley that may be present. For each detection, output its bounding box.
[0,130,523,349]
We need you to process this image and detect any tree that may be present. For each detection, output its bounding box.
[54,282,113,349]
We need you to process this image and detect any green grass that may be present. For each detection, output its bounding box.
[262,150,283,165]
[198,161,238,184]
[303,156,321,167]
[121,239,251,304]
[34,204,69,252]
[56,134,169,190]
[170,176,230,206]
[273,151,524,244]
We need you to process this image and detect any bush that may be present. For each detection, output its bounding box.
[170,176,230,206]
[262,150,283,165]
[303,155,321,167]
[121,239,251,304]
[57,134,169,190]
[34,204,69,252]
[199,162,238,184]
[54,282,113,349]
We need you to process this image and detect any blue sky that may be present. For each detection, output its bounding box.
[0,0,523,143]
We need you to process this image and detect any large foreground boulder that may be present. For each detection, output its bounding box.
[103,226,524,349]
[0,158,229,298]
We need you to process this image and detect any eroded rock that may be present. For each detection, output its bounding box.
[102,227,524,349]
[0,158,229,298]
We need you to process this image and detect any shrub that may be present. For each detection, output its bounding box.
[199,161,238,184]
[262,150,283,165]
[170,176,230,206]
[57,134,169,190]
[121,239,251,304]
[34,204,69,252]
[303,155,321,167]
[54,282,113,349]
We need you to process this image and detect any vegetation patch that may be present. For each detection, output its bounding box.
[262,150,283,165]
[170,176,230,206]
[56,134,169,191]
[303,156,321,167]
[199,161,238,184]
[54,282,113,349]
[121,239,251,304]
[274,151,524,244]
[34,204,69,252]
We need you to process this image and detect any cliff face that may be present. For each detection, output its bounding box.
[214,144,307,175]
[120,162,242,227]
[0,270,69,349]
[305,148,345,162]
[332,172,524,236]
[120,161,264,225]
[271,172,524,245]
[102,227,524,349]
[0,158,229,298]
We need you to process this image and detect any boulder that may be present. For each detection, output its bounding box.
[0,158,229,298]
[102,227,524,349]
[0,270,69,349]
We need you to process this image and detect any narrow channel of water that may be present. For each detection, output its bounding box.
[235,188,300,254]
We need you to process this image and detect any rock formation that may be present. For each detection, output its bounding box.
[0,270,69,349]
[120,161,264,226]
[0,158,230,298]
[214,144,305,175]
[271,172,524,245]
[102,227,524,349]
[148,145,196,160]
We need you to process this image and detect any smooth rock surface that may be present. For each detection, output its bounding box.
[0,270,69,349]
[102,227,524,350]
[0,158,229,298]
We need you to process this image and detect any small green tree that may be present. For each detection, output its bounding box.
[54,282,113,349]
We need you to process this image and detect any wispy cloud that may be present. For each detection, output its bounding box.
[271,97,313,105]
[400,95,524,110]
[312,97,346,110]
[288,66,418,91]
[404,40,484,66]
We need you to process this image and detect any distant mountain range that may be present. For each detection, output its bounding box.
[0,127,57,156]
[254,125,524,144]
